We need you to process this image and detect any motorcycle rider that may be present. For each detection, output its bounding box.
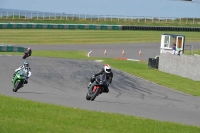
[24,47,32,57]
[11,61,32,86]
[88,64,113,93]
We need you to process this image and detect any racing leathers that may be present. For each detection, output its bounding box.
[88,68,113,93]
[12,66,32,85]
[25,48,32,57]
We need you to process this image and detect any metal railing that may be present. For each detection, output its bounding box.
[0,12,200,24]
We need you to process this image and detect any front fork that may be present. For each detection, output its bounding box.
[89,83,103,95]
[88,82,96,93]
[12,76,18,88]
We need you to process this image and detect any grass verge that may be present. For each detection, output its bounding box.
[0,94,200,133]
[0,30,200,44]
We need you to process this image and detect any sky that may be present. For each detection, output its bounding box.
[0,0,200,18]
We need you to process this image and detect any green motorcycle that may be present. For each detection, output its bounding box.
[12,69,26,92]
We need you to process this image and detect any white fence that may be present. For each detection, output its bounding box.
[0,12,200,24]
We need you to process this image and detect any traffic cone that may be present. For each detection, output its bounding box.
[139,50,142,56]
[104,49,107,55]
[122,49,125,55]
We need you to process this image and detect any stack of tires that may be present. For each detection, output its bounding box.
[148,57,159,69]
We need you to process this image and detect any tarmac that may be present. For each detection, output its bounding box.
[0,42,200,126]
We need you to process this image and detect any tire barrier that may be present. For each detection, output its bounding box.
[122,26,200,32]
[148,57,159,69]
[0,23,122,30]
[0,23,199,31]
[0,45,26,52]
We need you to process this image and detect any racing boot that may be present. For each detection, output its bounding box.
[103,87,109,93]
[106,88,109,93]
[24,79,28,84]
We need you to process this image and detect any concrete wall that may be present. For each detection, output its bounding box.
[158,53,200,81]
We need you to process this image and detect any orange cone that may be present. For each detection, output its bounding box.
[104,49,107,55]
[122,49,125,55]
[139,50,142,56]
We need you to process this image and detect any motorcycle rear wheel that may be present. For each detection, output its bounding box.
[22,55,27,59]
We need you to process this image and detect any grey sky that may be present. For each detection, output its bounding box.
[0,0,200,17]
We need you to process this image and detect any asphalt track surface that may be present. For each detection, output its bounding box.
[1,42,200,126]
[19,42,200,61]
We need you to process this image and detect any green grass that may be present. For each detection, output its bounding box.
[0,52,22,56]
[29,50,88,59]
[185,50,200,55]
[1,18,200,27]
[0,50,97,59]
[0,94,199,133]
[0,29,200,44]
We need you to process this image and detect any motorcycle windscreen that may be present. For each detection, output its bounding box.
[96,73,107,84]
[18,70,26,78]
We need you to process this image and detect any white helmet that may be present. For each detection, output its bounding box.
[104,64,111,73]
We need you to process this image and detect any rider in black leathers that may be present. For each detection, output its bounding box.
[24,47,32,57]
[88,64,113,93]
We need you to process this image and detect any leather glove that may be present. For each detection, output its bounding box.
[92,75,95,79]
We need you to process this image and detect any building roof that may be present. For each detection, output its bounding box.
[162,33,185,37]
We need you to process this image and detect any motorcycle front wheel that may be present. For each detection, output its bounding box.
[90,88,100,101]
[86,92,91,100]
[13,80,22,92]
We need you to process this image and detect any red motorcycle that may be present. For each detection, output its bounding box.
[86,73,108,101]
[22,48,32,59]
[22,52,29,59]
